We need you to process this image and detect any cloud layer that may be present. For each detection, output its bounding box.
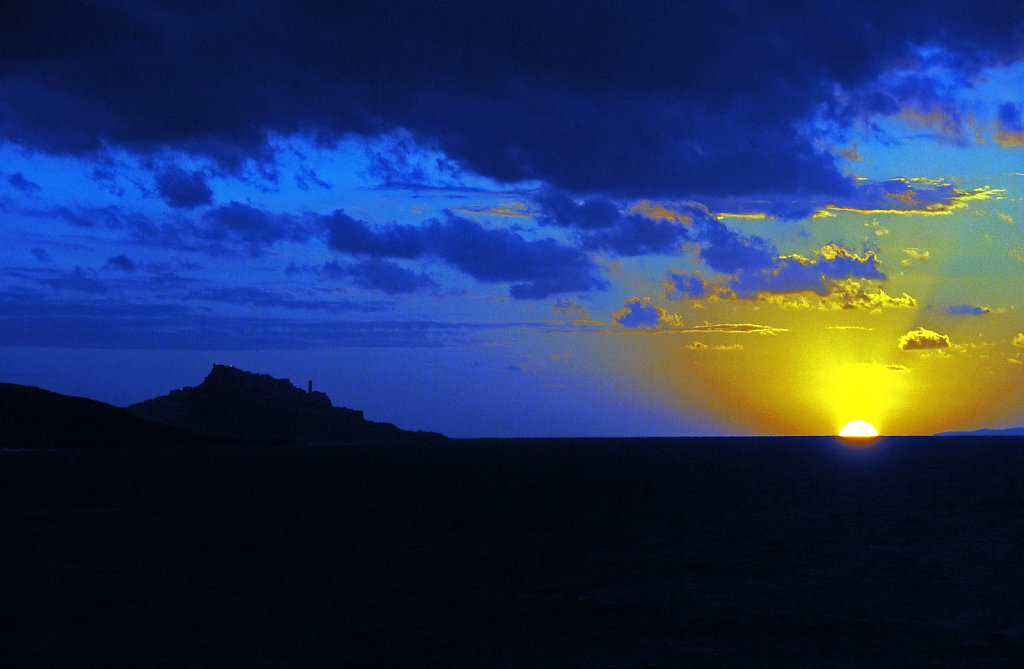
[324,210,606,298]
[7,2,1024,201]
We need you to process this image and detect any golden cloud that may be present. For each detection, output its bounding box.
[605,321,786,336]
[685,323,787,335]
[715,212,772,220]
[822,279,917,311]
[902,248,930,266]
[812,185,1003,218]
[688,340,744,352]
[898,327,951,351]
[755,279,916,312]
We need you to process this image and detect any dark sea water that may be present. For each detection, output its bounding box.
[4,436,1023,667]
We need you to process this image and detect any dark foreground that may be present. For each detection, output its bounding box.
[4,437,1023,667]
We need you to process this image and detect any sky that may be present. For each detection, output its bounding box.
[3,1,1024,437]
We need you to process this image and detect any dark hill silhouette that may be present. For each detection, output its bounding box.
[128,364,444,444]
[1,365,444,448]
[935,426,1024,437]
[0,383,202,448]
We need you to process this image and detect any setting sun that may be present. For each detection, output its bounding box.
[839,420,879,439]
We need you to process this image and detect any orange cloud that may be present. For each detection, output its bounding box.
[994,124,1024,148]
[836,142,862,161]
[551,296,588,318]
[629,201,692,222]
[897,106,962,138]
[453,202,531,218]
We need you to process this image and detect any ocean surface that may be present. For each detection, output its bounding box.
[4,436,1023,667]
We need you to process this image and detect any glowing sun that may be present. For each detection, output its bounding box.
[839,420,879,439]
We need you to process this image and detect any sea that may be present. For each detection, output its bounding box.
[4,436,1023,667]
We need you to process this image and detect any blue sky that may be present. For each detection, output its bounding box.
[3,1,1024,436]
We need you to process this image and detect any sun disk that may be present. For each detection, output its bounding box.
[839,420,878,439]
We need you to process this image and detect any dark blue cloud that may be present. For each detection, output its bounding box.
[323,210,605,298]
[40,202,309,257]
[202,202,307,254]
[52,205,100,228]
[430,214,602,294]
[819,46,999,147]
[0,286,515,349]
[998,103,1023,131]
[30,247,49,262]
[535,189,622,229]
[8,2,1023,199]
[948,304,989,315]
[363,131,466,188]
[39,267,106,293]
[305,260,435,295]
[536,189,689,255]
[613,297,665,328]
[50,204,151,230]
[323,211,426,259]
[105,254,137,272]
[730,245,885,298]
[295,166,331,192]
[664,272,708,300]
[695,219,777,276]
[345,259,437,294]
[181,285,385,312]
[7,172,41,193]
[90,164,127,197]
[155,167,213,208]
[582,216,689,256]
[537,194,788,273]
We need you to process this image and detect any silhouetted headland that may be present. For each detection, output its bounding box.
[1,364,445,448]
[0,383,202,448]
[130,364,444,444]
[935,426,1024,437]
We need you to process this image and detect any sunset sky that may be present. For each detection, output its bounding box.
[3,1,1024,436]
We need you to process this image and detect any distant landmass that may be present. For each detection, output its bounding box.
[0,382,203,448]
[2,364,444,448]
[934,426,1024,437]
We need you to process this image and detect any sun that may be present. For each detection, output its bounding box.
[839,420,879,439]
